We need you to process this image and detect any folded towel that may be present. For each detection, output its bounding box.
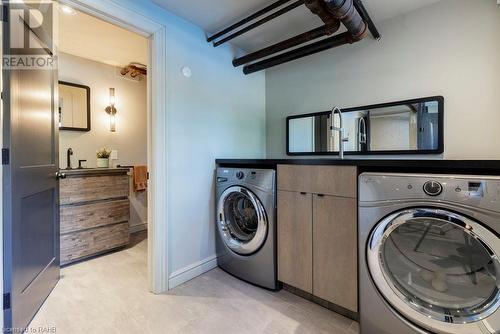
[133,165,148,192]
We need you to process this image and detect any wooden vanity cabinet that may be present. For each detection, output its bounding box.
[277,164,358,313]
[59,169,130,265]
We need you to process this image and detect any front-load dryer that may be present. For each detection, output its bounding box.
[359,173,500,334]
[215,168,277,290]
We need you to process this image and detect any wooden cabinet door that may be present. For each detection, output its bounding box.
[313,194,358,312]
[277,190,313,293]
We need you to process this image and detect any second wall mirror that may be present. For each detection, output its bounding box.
[59,81,91,132]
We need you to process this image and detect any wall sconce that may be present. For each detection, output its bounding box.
[105,88,117,132]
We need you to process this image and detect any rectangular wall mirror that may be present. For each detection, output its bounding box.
[59,81,91,132]
[287,96,444,156]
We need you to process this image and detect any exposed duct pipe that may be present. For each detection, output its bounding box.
[233,0,342,67]
[323,0,367,40]
[353,0,380,40]
[213,0,304,47]
[240,0,368,74]
[206,0,293,43]
[205,0,378,73]
[304,0,339,31]
[233,24,336,67]
[243,32,354,74]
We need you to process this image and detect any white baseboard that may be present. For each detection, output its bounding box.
[130,222,148,234]
[168,255,218,289]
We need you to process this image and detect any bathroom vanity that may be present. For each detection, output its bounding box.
[59,168,130,265]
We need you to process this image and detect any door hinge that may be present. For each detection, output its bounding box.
[2,148,9,165]
[3,293,10,310]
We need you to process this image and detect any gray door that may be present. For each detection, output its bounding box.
[2,1,59,331]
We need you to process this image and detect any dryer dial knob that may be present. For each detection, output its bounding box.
[236,171,245,180]
[423,181,443,196]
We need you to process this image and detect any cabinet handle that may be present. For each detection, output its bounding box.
[317,194,325,197]
[300,192,307,195]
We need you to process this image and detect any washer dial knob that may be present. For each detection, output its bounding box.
[423,181,443,196]
[236,171,245,180]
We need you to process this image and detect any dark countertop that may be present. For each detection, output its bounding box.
[62,167,130,177]
[216,159,500,175]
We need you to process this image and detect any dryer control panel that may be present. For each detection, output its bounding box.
[359,173,500,213]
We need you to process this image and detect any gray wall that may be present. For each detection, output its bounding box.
[59,53,148,231]
[121,0,266,284]
[265,0,500,159]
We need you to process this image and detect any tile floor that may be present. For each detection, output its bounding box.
[29,233,359,333]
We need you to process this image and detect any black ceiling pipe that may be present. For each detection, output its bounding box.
[353,0,381,40]
[206,0,293,43]
[323,0,367,40]
[233,24,338,67]
[213,0,304,47]
[243,32,353,74]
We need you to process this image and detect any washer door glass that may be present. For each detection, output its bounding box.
[217,186,268,256]
[368,208,500,332]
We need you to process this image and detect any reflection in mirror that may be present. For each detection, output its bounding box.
[287,97,443,155]
[59,81,91,132]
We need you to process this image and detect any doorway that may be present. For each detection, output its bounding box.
[57,0,169,294]
[2,0,169,331]
[57,6,149,262]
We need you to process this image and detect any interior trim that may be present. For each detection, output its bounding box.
[168,255,218,289]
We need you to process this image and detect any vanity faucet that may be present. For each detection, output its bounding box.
[66,148,73,170]
[331,107,348,159]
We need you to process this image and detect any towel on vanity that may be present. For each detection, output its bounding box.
[133,165,148,192]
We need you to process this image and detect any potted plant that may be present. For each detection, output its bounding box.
[96,148,111,168]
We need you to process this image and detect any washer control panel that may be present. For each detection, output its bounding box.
[216,168,276,192]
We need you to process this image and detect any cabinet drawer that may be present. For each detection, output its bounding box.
[60,199,130,234]
[277,165,357,198]
[60,174,129,205]
[277,190,313,293]
[60,222,129,265]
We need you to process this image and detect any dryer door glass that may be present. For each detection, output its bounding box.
[217,186,268,256]
[367,208,500,331]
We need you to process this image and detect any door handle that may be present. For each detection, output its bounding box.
[55,171,67,179]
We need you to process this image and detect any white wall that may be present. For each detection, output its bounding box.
[266,0,500,159]
[58,53,148,230]
[117,0,267,286]
[289,117,314,153]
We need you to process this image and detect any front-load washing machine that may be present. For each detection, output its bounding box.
[359,173,500,334]
[215,168,277,290]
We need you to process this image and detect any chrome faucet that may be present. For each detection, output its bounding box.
[331,107,348,159]
[66,148,73,170]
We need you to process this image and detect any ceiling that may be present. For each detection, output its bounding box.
[58,8,148,67]
[150,0,442,51]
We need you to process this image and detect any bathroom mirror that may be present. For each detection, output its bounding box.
[59,81,91,132]
[287,96,444,156]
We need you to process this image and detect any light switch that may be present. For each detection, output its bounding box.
[111,150,118,160]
